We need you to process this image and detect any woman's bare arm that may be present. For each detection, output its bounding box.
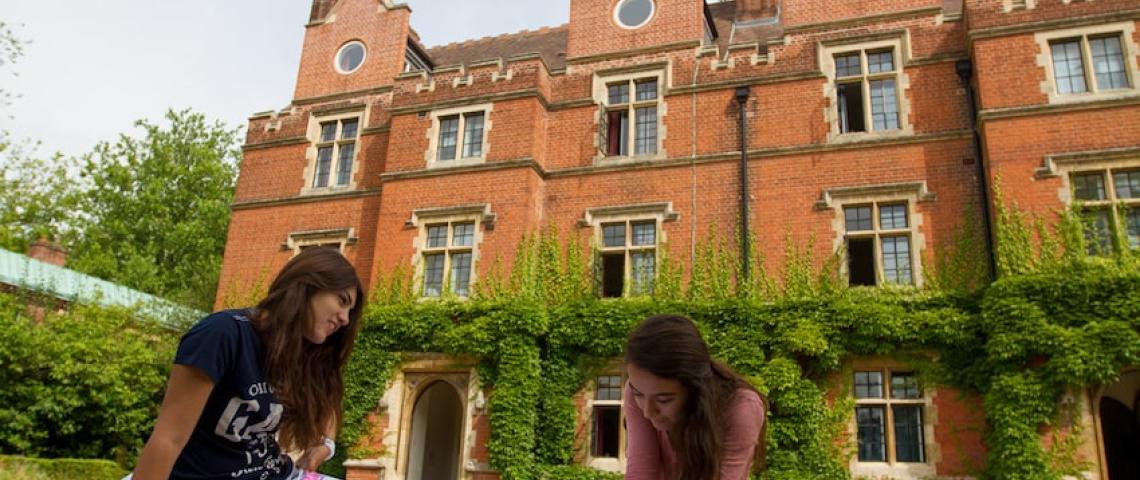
[131,365,215,480]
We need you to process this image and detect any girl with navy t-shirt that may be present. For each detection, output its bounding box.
[130,248,364,480]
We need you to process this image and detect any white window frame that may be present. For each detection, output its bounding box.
[425,103,493,169]
[849,366,935,479]
[334,40,367,75]
[1035,22,1140,105]
[818,182,932,288]
[586,373,626,472]
[820,36,914,143]
[302,110,365,195]
[582,202,679,298]
[592,69,668,164]
[409,205,494,299]
[1066,166,1140,253]
[613,0,656,30]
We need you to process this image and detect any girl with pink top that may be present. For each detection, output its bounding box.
[624,315,768,480]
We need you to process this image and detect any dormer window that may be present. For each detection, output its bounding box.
[404,43,431,73]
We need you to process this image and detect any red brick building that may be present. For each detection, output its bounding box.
[219,0,1140,478]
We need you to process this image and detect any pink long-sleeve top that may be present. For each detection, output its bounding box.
[623,385,764,480]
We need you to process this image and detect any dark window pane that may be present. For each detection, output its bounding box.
[591,405,621,458]
[603,223,626,248]
[636,80,658,101]
[1113,171,1140,199]
[450,252,472,296]
[630,252,656,295]
[894,406,926,462]
[882,236,913,285]
[423,253,444,297]
[617,0,654,27]
[848,237,876,286]
[836,53,861,77]
[608,83,630,105]
[856,406,886,461]
[838,82,866,133]
[437,115,459,161]
[890,373,921,399]
[1051,40,1088,94]
[462,112,484,158]
[602,253,625,298]
[336,143,355,186]
[1073,172,1107,201]
[879,204,908,230]
[452,223,475,247]
[606,110,629,156]
[867,50,894,73]
[1090,36,1128,90]
[314,146,333,188]
[846,206,873,232]
[634,106,657,154]
[854,371,883,399]
[427,225,448,248]
[632,221,656,246]
[320,122,337,142]
[341,119,359,139]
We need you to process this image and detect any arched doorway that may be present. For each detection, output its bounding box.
[1098,371,1140,479]
[406,381,463,480]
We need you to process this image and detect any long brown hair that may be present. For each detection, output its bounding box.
[253,248,364,451]
[625,314,768,480]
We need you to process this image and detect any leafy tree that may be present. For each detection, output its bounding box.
[67,109,241,310]
[0,20,26,112]
[0,138,78,253]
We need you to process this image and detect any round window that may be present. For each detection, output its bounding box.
[335,41,366,74]
[615,0,655,29]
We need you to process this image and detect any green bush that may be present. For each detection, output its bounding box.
[0,455,125,480]
[0,294,177,465]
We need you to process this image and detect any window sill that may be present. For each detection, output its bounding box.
[1046,89,1140,107]
[428,157,487,170]
[586,457,623,473]
[595,153,667,166]
[299,185,356,197]
[828,128,913,145]
[850,461,934,479]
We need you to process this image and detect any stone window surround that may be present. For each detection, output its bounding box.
[424,103,494,170]
[1034,21,1140,105]
[584,364,627,472]
[816,182,934,288]
[580,202,679,297]
[301,108,367,196]
[1037,147,1140,250]
[591,68,669,164]
[818,33,915,144]
[281,228,357,255]
[847,357,941,480]
[407,204,496,298]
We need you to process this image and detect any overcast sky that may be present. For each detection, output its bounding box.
[1,0,571,158]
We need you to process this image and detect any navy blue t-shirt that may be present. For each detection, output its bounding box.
[170,309,294,480]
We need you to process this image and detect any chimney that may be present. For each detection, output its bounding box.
[27,238,67,267]
[309,0,336,23]
[735,0,780,23]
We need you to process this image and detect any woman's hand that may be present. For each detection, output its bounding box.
[296,444,332,471]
